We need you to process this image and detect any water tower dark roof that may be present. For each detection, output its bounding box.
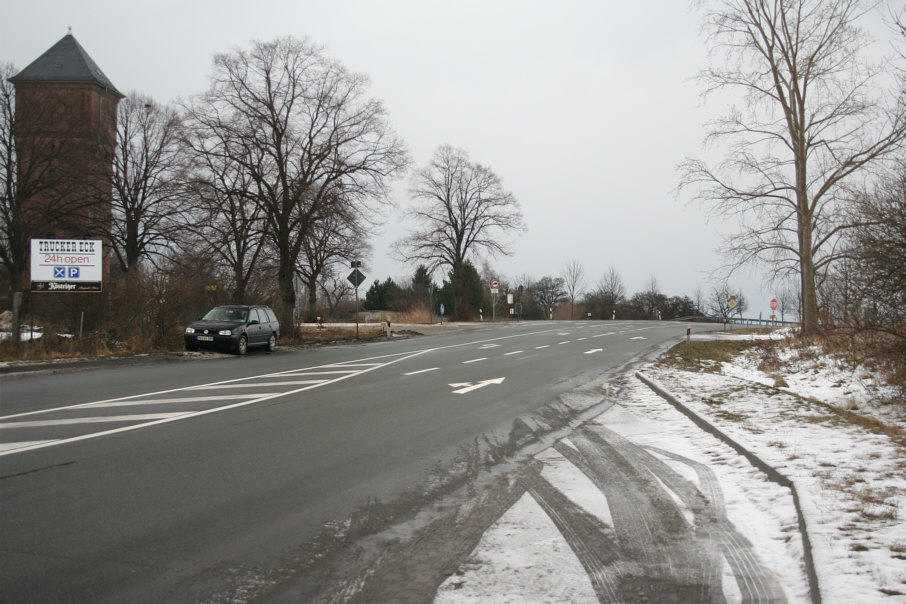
[9,33,123,98]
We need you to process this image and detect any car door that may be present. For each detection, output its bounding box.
[246,308,264,345]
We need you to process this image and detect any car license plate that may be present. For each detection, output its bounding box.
[197,335,214,342]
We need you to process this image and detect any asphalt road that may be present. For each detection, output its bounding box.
[0,320,720,603]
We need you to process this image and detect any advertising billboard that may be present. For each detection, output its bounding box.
[30,239,103,292]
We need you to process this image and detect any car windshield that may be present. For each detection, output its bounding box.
[202,307,248,323]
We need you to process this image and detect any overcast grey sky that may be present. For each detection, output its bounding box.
[6,0,890,317]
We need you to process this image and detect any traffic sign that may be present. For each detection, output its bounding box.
[347,268,366,287]
[770,298,778,311]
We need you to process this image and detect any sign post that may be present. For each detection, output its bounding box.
[347,263,366,339]
[490,278,499,320]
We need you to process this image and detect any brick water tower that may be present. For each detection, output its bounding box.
[10,32,122,250]
[8,34,123,335]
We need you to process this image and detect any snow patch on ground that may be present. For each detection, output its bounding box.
[435,493,599,603]
[436,334,905,603]
[648,353,906,603]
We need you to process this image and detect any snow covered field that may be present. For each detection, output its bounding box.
[437,334,905,603]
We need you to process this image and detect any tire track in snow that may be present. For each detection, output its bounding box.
[556,427,726,602]
[646,446,788,603]
[521,465,622,601]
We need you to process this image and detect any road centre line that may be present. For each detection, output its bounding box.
[463,357,487,364]
[190,381,324,389]
[84,394,280,408]
[404,367,439,376]
[558,341,570,345]
[504,351,523,356]
[277,370,361,376]
[535,345,550,349]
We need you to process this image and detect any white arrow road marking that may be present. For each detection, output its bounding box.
[479,343,500,349]
[585,348,603,354]
[449,377,506,394]
[631,336,647,340]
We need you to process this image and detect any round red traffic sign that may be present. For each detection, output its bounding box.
[770,298,778,311]
[490,278,499,289]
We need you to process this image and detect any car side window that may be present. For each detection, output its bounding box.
[265,309,278,324]
[248,309,261,324]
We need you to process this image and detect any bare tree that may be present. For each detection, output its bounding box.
[2,64,88,294]
[849,160,906,337]
[637,276,665,319]
[181,114,269,303]
[596,266,626,319]
[708,282,749,322]
[394,145,525,319]
[184,37,408,335]
[1,62,106,344]
[681,0,906,336]
[110,93,185,273]
[561,259,585,320]
[319,271,353,317]
[533,275,566,319]
[297,195,371,322]
[777,279,800,323]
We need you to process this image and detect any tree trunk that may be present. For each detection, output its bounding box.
[305,273,319,322]
[797,200,820,337]
[452,262,463,320]
[278,265,296,339]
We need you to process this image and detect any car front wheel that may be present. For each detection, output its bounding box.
[236,334,248,355]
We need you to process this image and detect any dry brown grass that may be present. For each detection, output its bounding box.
[657,340,755,373]
[283,325,387,346]
[0,331,183,362]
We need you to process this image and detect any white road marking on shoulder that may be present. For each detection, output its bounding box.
[0,413,187,429]
[404,367,439,375]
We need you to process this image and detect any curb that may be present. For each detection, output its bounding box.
[0,353,188,375]
[635,371,821,604]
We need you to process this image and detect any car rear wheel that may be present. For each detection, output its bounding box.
[266,333,277,352]
[236,334,248,355]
